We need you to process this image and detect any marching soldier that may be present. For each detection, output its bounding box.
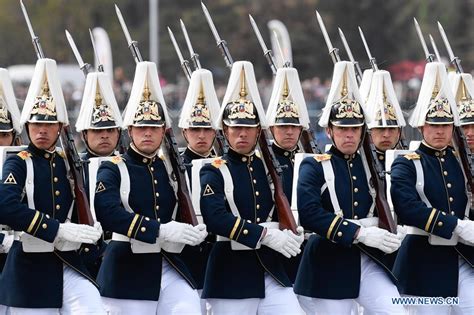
[94,61,206,314]
[75,71,123,278]
[451,73,474,151]
[391,62,474,314]
[294,61,405,314]
[266,66,309,284]
[178,68,220,313]
[0,58,104,314]
[199,61,303,314]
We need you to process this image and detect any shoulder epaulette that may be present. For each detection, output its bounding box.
[17,151,31,160]
[57,150,66,159]
[313,154,331,162]
[404,153,420,160]
[159,154,165,161]
[211,157,226,169]
[453,150,459,157]
[111,156,123,164]
[255,151,262,159]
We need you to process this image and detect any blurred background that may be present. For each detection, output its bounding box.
[2,0,474,149]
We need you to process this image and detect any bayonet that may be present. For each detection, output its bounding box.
[272,30,291,68]
[338,27,363,83]
[167,26,192,81]
[437,21,463,73]
[180,19,201,70]
[413,18,434,62]
[115,4,143,64]
[315,11,340,63]
[358,26,378,72]
[249,14,277,75]
[65,30,92,76]
[20,0,44,59]
[89,28,104,72]
[429,34,442,62]
[201,2,233,68]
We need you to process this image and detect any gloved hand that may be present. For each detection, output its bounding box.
[0,232,13,254]
[261,228,301,258]
[357,217,379,228]
[193,224,208,245]
[286,226,305,246]
[395,225,407,242]
[159,221,201,245]
[355,226,401,254]
[94,222,103,237]
[56,223,102,244]
[454,219,474,244]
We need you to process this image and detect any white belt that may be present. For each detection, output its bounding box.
[406,226,458,246]
[14,231,81,252]
[112,232,131,242]
[216,235,260,251]
[406,226,428,236]
[111,232,188,254]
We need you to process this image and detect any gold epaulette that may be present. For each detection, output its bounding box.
[159,154,165,160]
[111,156,123,164]
[17,151,31,160]
[453,150,459,157]
[404,153,420,160]
[255,151,262,159]
[211,157,226,169]
[313,154,331,162]
[57,150,66,159]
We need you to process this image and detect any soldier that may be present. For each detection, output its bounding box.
[199,61,303,314]
[451,73,474,151]
[75,71,123,278]
[294,61,405,314]
[0,58,104,314]
[266,67,309,284]
[94,61,206,314]
[391,62,474,314]
[178,68,220,313]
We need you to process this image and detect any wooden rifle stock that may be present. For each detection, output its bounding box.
[164,128,198,226]
[453,127,474,218]
[362,133,397,233]
[300,126,321,154]
[258,130,297,234]
[60,126,94,226]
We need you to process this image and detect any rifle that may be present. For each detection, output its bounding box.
[437,22,474,216]
[20,0,94,226]
[115,5,198,226]
[248,14,320,155]
[202,2,297,233]
[316,11,396,233]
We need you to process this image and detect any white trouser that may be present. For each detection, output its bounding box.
[0,304,6,315]
[197,289,211,315]
[407,258,474,315]
[207,273,304,315]
[298,253,406,315]
[7,265,105,315]
[102,260,201,315]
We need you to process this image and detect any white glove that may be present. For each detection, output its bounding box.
[0,232,13,253]
[56,222,102,244]
[396,225,407,242]
[194,224,208,245]
[94,222,103,237]
[454,219,474,244]
[261,228,301,258]
[357,217,379,228]
[355,226,401,254]
[286,226,305,246]
[159,221,201,245]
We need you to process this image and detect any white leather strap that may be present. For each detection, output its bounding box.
[321,159,342,217]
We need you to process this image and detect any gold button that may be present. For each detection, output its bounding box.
[150,167,154,172]
[284,151,289,157]
[243,229,248,235]
[354,188,358,193]
[441,158,445,162]
[344,154,349,159]
[52,163,56,168]
[46,214,50,218]
[44,153,50,159]
[343,221,348,226]
[55,190,60,196]
[53,177,58,183]
[256,204,260,210]
[352,176,357,180]
[143,158,148,163]
[157,218,161,222]
[247,220,251,223]
[256,218,261,223]
[354,201,358,207]
[378,155,384,160]
[449,197,453,202]
[145,217,150,221]
[154,180,158,184]
[56,204,61,210]
[442,212,446,215]
[447,183,452,188]
[337,231,343,237]
[435,152,440,157]
[242,157,247,162]
[250,167,254,172]
[156,205,160,210]
[437,221,443,227]
[253,179,257,184]
[84,247,90,253]
[42,223,47,229]
[443,171,448,176]
[354,215,359,219]
[156,193,160,197]
[349,163,353,168]
[451,211,455,215]
[141,227,146,232]
[255,191,259,196]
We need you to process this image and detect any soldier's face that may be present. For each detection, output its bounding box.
[224,125,260,155]
[0,132,14,146]
[271,125,302,150]
[28,122,60,151]
[420,123,453,149]
[370,127,400,152]
[183,127,216,155]
[129,126,164,155]
[327,126,362,155]
[84,128,120,156]
[462,124,474,151]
